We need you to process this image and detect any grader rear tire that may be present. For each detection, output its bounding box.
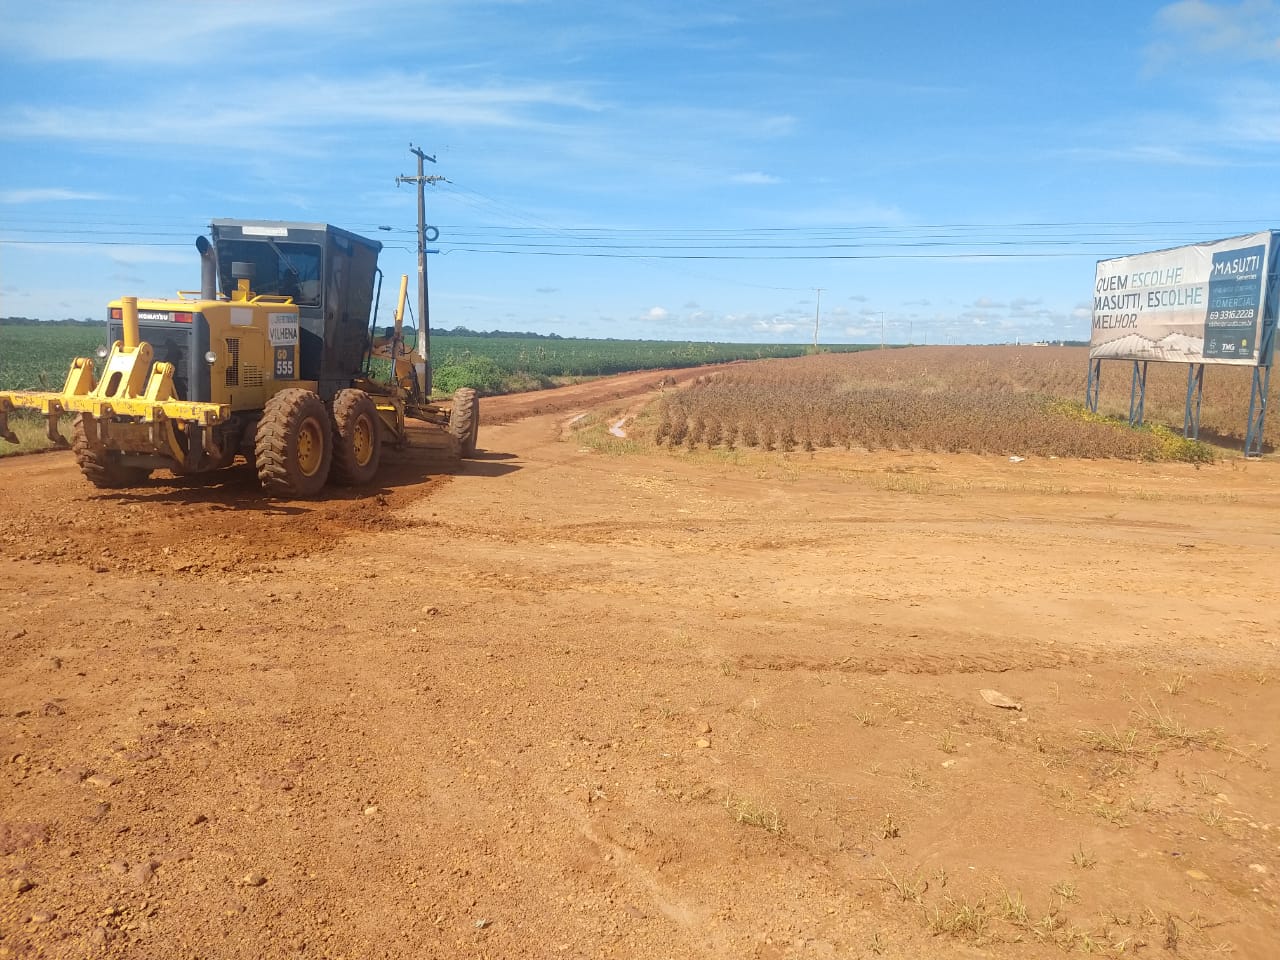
[447,387,480,458]
[71,415,151,489]
[255,389,332,498]
[330,388,381,486]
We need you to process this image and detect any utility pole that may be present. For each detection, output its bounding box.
[812,288,823,349]
[880,312,885,349]
[396,143,445,393]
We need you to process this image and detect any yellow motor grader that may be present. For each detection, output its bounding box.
[0,220,478,497]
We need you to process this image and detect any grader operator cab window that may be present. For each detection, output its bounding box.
[216,240,322,305]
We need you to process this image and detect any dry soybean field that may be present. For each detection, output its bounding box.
[1,352,1278,960]
[638,346,1276,460]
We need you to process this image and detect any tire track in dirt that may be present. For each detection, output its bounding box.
[735,648,1066,676]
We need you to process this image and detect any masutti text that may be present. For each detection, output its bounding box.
[1210,252,1262,277]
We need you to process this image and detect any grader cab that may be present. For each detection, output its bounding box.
[0,220,478,497]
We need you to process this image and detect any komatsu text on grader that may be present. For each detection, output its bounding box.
[0,220,478,497]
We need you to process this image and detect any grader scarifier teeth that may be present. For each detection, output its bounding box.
[0,399,17,445]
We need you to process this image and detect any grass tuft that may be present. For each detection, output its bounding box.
[1083,725,1140,756]
[723,793,784,835]
[1137,698,1223,749]
[1071,844,1097,869]
[878,864,927,904]
[926,895,992,941]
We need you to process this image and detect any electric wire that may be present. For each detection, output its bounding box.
[2,205,1277,266]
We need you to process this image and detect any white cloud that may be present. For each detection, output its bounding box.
[106,247,198,266]
[1208,81,1280,145]
[1149,0,1280,67]
[0,1,359,64]
[729,172,782,185]
[647,306,669,320]
[752,318,797,333]
[0,72,601,150]
[1063,143,1229,166]
[0,240,196,267]
[770,199,909,227]
[0,188,111,204]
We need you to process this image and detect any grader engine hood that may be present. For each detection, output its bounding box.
[107,305,210,403]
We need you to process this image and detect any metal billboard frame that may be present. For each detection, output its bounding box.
[1085,356,1272,455]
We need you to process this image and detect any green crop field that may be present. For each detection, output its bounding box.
[0,321,875,394]
[425,335,873,392]
[0,323,107,391]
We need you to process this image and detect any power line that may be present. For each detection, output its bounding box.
[437,248,1117,261]
[3,206,1277,266]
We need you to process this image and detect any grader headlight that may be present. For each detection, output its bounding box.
[204,350,218,365]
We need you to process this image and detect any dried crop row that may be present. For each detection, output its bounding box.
[641,348,1258,460]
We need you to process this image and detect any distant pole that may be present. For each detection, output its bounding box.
[396,143,445,393]
[813,288,823,348]
[880,312,885,349]
[908,319,913,345]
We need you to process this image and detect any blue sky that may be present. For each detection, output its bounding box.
[2,0,1280,344]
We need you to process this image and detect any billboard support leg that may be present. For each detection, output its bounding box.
[1085,358,1101,413]
[1244,364,1272,457]
[1183,363,1204,440]
[1128,360,1148,427]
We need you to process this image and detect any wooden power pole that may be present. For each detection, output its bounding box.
[396,144,444,392]
[813,288,823,348]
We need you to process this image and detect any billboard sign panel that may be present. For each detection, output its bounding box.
[1090,231,1275,366]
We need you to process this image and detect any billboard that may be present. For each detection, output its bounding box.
[1090,231,1278,366]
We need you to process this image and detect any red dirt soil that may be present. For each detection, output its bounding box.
[1,362,1277,959]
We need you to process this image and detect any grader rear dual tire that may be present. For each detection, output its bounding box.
[330,388,381,486]
[255,389,333,498]
[71,415,151,489]
[447,387,480,458]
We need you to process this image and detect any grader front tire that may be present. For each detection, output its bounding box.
[447,387,480,458]
[330,389,381,486]
[255,389,333,498]
[71,415,151,489]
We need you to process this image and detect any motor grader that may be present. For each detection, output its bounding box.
[0,220,478,497]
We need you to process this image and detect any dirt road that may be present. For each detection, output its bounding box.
[2,368,1278,959]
